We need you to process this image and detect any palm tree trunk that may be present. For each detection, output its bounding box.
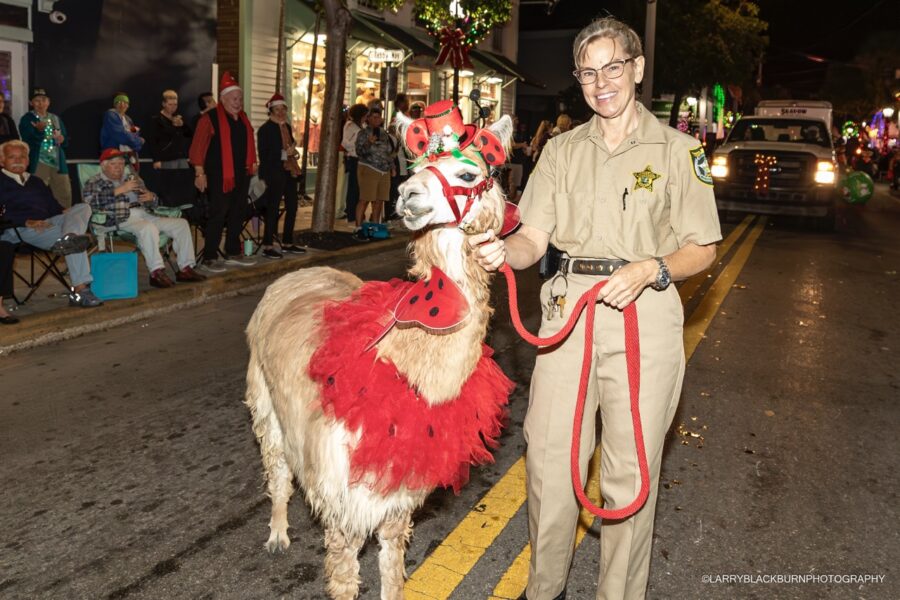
[669,90,684,129]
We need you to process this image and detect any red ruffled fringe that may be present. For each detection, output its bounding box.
[309,279,513,494]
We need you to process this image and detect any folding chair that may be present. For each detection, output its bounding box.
[240,176,285,254]
[7,228,72,305]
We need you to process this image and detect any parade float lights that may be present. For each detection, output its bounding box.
[884,107,895,119]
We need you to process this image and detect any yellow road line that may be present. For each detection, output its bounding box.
[405,457,528,599]
[489,448,602,600]
[409,216,768,599]
[683,216,767,360]
[678,215,755,304]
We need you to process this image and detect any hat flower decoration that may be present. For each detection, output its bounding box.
[405,100,507,170]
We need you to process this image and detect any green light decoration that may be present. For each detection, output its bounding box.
[712,84,725,124]
[842,120,858,139]
[374,0,512,47]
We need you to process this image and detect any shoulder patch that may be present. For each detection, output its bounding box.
[690,147,713,185]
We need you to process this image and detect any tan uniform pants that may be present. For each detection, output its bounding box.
[524,273,685,600]
[34,162,73,208]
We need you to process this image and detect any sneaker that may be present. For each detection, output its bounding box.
[68,287,104,308]
[262,248,283,260]
[224,255,254,267]
[282,244,307,255]
[198,259,227,274]
[353,229,370,242]
[51,233,92,256]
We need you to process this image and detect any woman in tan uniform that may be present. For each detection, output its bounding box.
[471,17,722,600]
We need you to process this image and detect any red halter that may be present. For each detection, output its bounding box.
[425,165,494,226]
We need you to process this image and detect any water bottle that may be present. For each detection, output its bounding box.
[243,239,254,256]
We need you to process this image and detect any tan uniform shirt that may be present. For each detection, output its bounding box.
[519,105,722,261]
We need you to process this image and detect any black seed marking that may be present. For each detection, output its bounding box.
[425,291,433,301]
[389,424,396,437]
[480,135,489,145]
[326,376,334,385]
[438,278,444,289]
[486,153,496,163]
[427,425,434,437]
[429,307,439,317]
[409,295,419,304]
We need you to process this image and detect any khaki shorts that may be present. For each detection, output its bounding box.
[357,164,390,203]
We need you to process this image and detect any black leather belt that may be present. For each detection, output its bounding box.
[559,257,629,276]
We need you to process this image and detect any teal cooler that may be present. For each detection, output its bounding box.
[91,252,138,300]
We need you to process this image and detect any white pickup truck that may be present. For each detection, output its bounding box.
[711,100,838,229]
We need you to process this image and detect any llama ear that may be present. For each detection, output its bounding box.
[488,115,514,154]
[405,118,430,157]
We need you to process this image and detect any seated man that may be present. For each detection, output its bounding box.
[0,140,102,308]
[82,148,206,288]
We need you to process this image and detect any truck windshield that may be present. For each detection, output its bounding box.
[728,119,830,148]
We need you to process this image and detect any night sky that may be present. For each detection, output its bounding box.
[518,0,899,99]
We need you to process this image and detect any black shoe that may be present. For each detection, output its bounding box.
[50,233,92,255]
[282,244,307,254]
[353,229,370,242]
[0,314,20,325]
[262,248,283,259]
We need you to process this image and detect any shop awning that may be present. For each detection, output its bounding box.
[470,49,545,89]
[352,12,437,58]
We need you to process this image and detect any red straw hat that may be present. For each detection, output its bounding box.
[405,100,507,166]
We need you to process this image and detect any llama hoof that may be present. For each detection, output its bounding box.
[265,531,291,553]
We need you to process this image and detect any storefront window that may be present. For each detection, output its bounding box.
[291,34,326,167]
[406,68,430,106]
[354,55,382,107]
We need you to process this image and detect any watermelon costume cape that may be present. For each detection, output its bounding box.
[308,267,514,494]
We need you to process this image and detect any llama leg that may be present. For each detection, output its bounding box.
[377,512,413,600]
[324,525,365,600]
[245,356,295,553]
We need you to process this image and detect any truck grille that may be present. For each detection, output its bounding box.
[729,150,817,186]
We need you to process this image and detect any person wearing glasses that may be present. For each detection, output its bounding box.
[469,17,721,600]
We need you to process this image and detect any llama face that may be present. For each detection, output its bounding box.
[397,115,513,234]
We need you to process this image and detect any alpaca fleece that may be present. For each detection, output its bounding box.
[309,279,513,494]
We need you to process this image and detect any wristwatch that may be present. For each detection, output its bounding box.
[651,257,671,290]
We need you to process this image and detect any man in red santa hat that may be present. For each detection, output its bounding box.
[189,71,257,272]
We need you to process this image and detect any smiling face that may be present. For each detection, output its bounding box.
[30,95,50,114]
[221,89,243,116]
[3,144,29,174]
[578,36,644,120]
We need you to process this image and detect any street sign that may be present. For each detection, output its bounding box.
[364,47,405,63]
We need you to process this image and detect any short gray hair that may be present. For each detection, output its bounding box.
[573,17,643,68]
[0,139,29,156]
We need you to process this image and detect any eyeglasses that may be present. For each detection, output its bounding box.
[573,58,635,84]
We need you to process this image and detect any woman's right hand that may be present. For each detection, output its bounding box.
[468,229,506,272]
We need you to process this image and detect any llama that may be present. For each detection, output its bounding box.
[244,101,516,599]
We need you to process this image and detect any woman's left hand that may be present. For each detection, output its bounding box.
[597,260,657,309]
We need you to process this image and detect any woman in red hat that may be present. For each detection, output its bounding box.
[256,93,305,258]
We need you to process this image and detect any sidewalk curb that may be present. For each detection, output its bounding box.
[0,237,408,356]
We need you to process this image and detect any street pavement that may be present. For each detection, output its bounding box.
[1,185,898,599]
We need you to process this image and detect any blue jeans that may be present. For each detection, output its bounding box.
[0,203,93,286]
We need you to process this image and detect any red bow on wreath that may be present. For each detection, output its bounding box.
[435,27,474,70]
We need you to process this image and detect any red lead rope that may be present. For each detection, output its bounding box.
[499,264,650,520]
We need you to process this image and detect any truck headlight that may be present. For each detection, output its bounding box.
[814,161,835,184]
[711,155,728,179]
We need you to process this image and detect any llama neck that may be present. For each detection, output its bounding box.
[378,228,493,405]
